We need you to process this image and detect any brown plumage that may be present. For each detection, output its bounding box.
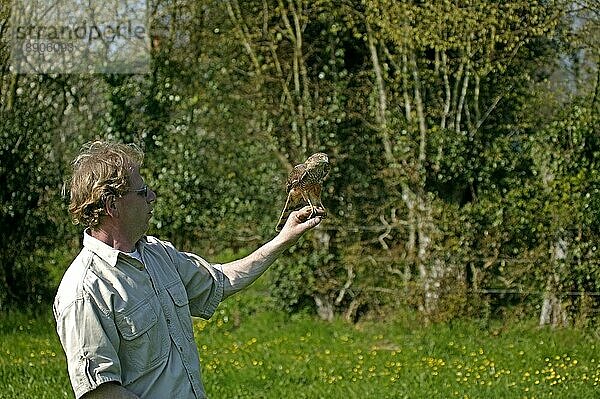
[275,153,330,232]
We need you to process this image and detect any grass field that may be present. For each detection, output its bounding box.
[1,289,599,399]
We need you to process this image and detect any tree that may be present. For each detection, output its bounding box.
[352,0,565,317]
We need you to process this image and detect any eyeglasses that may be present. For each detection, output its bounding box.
[130,184,149,198]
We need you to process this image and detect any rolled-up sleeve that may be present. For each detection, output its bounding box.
[54,294,121,399]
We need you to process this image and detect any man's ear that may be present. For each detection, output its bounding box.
[104,195,119,218]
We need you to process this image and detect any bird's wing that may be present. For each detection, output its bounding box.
[286,163,306,192]
[276,164,308,232]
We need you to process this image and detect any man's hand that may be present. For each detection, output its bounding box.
[220,205,326,299]
[277,205,325,244]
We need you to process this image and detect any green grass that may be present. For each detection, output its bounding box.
[1,292,599,399]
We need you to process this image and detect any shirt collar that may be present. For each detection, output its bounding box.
[83,230,148,267]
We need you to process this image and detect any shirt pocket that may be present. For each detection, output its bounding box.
[115,300,168,380]
[166,284,194,342]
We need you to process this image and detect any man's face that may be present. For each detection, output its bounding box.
[115,165,156,242]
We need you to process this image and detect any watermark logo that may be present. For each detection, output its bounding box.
[10,0,150,74]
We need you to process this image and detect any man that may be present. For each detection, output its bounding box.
[53,141,323,399]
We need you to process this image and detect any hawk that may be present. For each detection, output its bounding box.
[275,152,330,232]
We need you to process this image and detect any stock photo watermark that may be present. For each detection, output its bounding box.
[10,0,151,74]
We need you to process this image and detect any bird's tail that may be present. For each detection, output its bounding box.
[275,202,293,232]
[275,211,292,232]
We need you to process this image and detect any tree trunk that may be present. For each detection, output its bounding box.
[402,185,417,292]
[539,238,568,327]
[366,20,393,163]
[314,294,334,321]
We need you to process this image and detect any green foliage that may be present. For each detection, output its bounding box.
[0,0,599,327]
[0,75,85,310]
[269,239,329,313]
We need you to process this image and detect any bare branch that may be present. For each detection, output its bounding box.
[335,263,354,305]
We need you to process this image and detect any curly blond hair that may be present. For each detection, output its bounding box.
[68,141,144,228]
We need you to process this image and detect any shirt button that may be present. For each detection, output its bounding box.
[166,318,171,325]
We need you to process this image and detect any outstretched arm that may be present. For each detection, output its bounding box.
[221,206,324,298]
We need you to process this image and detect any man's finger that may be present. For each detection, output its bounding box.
[313,208,327,217]
[304,216,322,228]
[293,206,313,222]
